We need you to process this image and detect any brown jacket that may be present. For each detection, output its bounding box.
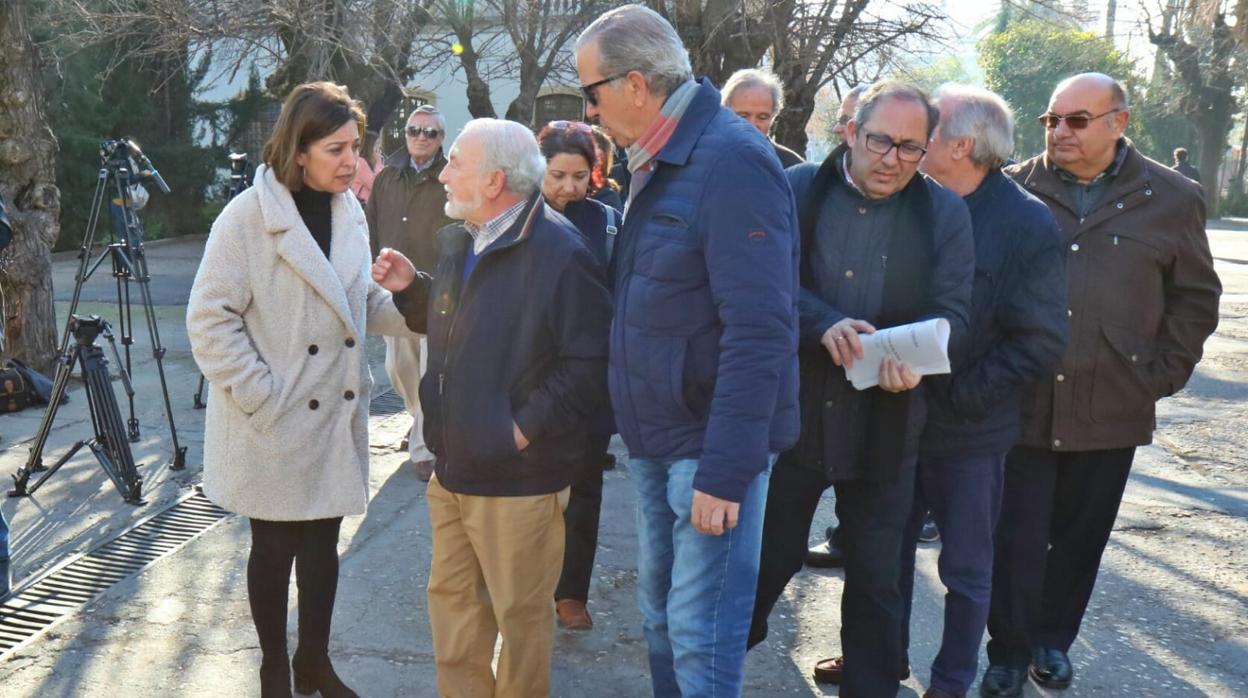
[1006,142,1221,452]
[365,149,452,273]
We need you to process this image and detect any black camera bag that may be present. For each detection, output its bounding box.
[0,362,32,413]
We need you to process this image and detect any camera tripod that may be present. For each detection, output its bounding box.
[10,139,184,503]
[192,152,250,409]
[9,316,144,502]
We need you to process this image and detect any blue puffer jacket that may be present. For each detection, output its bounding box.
[609,79,800,503]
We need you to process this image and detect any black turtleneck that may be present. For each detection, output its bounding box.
[291,186,333,259]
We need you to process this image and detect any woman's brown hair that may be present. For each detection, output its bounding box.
[262,82,366,190]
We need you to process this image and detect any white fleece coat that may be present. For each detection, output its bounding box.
[187,165,412,520]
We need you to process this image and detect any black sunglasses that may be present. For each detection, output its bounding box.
[580,73,628,107]
[406,126,442,139]
[1037,109,1121,130]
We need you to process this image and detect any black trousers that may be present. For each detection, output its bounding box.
[248,517,343,670]
[986,445,1135,667]
[555,433,612,602]
[751,453,917,698]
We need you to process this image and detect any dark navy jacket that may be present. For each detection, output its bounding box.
[787,155,974,481]
[921,170,1069,458]
[393,194,612,496]
[609,78,800,503]
[561,197,621,436]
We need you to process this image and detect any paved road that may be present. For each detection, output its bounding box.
[0,224,1245,696]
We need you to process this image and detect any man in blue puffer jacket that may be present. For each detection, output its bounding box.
[575,5,800,696]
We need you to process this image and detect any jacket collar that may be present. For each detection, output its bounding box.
[655,78,723,168]
[385,148,446,178]
[437,191,546,256]
[1018,139,1150,219]
[253,165,358,332]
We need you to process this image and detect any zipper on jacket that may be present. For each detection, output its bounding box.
[437,230,529,478]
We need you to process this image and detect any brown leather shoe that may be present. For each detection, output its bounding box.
[556,599,593,630]
[411,459,435,482]
[812,655,911,685]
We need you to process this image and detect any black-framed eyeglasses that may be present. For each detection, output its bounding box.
[580,73,628,107]
[1037,109,1121,130]
[861,131,927,163]
[406,126,442,139]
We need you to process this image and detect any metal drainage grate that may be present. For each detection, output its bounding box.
[0,490,230,660]
[368,388,406,425]
[0,389,405,659]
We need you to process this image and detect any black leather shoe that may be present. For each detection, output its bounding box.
[1030,647,1073,689]
[980,663,1025,697]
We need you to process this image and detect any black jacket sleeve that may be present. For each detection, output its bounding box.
[391,272,433,335]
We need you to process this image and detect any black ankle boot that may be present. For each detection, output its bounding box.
[259,658,293,698]
[292,654,359,698]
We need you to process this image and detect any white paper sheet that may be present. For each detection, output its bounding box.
[844,317,951,391]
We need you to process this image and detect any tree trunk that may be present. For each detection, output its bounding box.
[773,100,813,156]
[0,0,61,375]
[1104,0,1117,39]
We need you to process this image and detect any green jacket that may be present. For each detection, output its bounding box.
[365,149,452,273]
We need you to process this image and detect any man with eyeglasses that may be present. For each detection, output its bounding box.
[982,73,1221,697]
[575,5,800,696]
[748,80,973,697]
[365,104,453,481]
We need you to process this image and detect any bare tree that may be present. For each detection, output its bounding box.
[1148,0,1245,214]
[647,0,776,87]
[770,0,948,153]
[48,0,438,138]
[1,0,61,374]
[425,0,615,125]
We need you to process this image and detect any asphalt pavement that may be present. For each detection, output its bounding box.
[0,225,1245,697]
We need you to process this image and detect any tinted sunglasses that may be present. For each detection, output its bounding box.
[406,126,442,139]
[549,120,594,133]
[580,74,627,107]
[1037,108,1121,130]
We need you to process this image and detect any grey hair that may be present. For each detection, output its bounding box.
[408,104,447,136]
[721,68,785,113]
[934,84,1014,170]
[461,118,546,196]
[855,80,940,140]
[844,84,868,102]
[576,4,693,99]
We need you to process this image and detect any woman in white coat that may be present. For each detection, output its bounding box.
[187,82,411,698]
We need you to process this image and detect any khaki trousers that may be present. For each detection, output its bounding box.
[383,334,432,461]
[426,475,569,698]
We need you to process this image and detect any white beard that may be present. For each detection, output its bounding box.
[444,188,483,221]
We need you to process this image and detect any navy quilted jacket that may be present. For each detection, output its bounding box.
[609,79,800,502]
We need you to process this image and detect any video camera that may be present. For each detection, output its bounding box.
[100,138,171,194]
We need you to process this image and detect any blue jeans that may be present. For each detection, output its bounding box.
[900,451,1006,694]
[632,456,773,698]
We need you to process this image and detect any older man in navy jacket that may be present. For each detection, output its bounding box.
[373,118,611,697]
[899,85,1069,698]
[575,5,799,696]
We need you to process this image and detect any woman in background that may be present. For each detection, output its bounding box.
[536,120,621,631]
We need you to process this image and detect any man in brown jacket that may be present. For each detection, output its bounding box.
[365,104,453,480]
[982,73,1221,697]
